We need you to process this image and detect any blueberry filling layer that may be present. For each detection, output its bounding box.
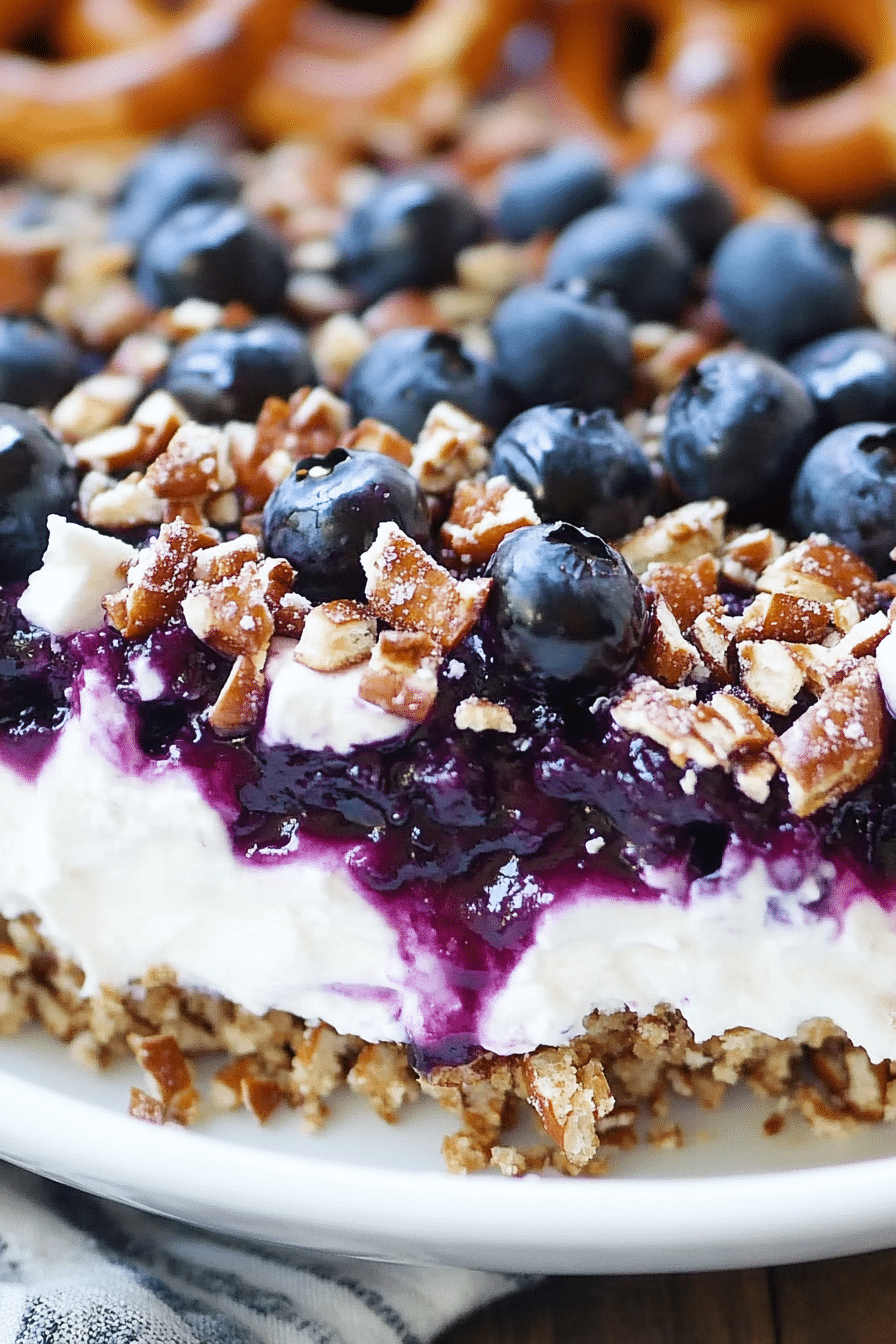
[2,587,893,928]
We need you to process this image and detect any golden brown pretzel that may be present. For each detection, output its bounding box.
[56,0,532,156]
[553,0,896,210]
[0,0,290,159]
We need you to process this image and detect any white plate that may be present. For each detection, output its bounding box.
[3,1027,896,1273]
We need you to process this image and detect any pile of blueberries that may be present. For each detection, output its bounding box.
[4,136,896,706]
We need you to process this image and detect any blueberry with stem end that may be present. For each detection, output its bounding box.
[135,201,289,312]
[790,422,896,575]
[490,405,652,537]
[787,328,896,435]
[663,350,818,522]
[710,219,862,359]
[495,142,612,243]
[486,522,648,690]
[343,327,519,441]
[546,203,695,322]
[163,319,316,424]
[490,286,632,411]
[262,447,430,602]
[335,177,485,305]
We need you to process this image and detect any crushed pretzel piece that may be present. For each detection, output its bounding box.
[757,537,878,612]
[770,659,884,816]
[691,609,736,682]
[208,654,267,736]
[74,423,157,474]
[159,297,224,341]
[643,553,718,630]
[737,591,833,645]
[441,475,538,564]
[108,331,171,382]
[182,564,274,660]
[721,527,787,586]
[128,1032,199,1126]
[638,596,701,687]
[523,1046,613,1171]
[619,499,727,574]
[145,423,235,501]
[410,401,490,494]
[347,1043,418,1123]
[289,385,351,452]
[737,639,805,714]
[361,522,490,649]
[294,600,377,672]
[454,697,516,733]
[51,373,141,442]
[358,630,442,722]
[193,534,260,584]
[828,609,891,664]
[339,417,413,466]
[129,389,187,457]
[104,518,203,640]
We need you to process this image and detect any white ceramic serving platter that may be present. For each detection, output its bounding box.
[2,1027,896,1272]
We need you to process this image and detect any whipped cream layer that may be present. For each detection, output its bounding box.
[4,667,896,1061]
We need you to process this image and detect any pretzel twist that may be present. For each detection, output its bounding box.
[42,0,896,208]
[0,0,290,159]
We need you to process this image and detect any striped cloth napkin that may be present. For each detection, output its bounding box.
[0,1163,525,1342]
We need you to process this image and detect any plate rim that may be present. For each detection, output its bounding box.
[3,1061,896,1273]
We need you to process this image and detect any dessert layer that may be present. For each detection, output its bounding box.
[5,661,896,1063]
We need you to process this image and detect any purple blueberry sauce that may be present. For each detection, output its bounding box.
[2,588,895,1058]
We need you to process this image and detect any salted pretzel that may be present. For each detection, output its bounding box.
[552,0,896,210]
[55,0,532,155]
[0,0,289,159]
[46,0,896,208]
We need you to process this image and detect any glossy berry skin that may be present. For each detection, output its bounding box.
[343,328,519,441]
[490,285,632,411]
[613,159,735,263]
[710,220,861,359]
[135,201,289,312]
[109,140,240,250]
[0,315,81,409]
[545,204,694,322]
[262,447,430,602]
[486,522,648,690]
[490,405,652,537]
[786,328,896,436]
[163,319,316,423]
[495,142,612,243]
[790,422,896,575]
[0,406,76,581]
[335,177,485,305]
[663,351,818,521]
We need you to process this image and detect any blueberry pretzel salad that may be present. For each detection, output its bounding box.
[9,1,896,1180]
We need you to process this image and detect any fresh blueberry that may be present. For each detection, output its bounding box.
[162,319,316,423]
[0,406,76,581]
[0,315,81,409]
[490,285,632,411]
[790,422,896,574]
[110,140,240,250]
[786,328,896,435]
[135,201,289,312]
[486,522,648,689]
[262,447,431,602]
[343,328,519,441]
[490,405,652,536]
[545,204,694,321]
[334,177,485,305]
[613,159,736,263]
[710,219,861,359]
[662,350,818,520]
[494,141,612,243]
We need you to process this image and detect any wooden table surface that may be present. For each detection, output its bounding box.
[438,1248,896,1342]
